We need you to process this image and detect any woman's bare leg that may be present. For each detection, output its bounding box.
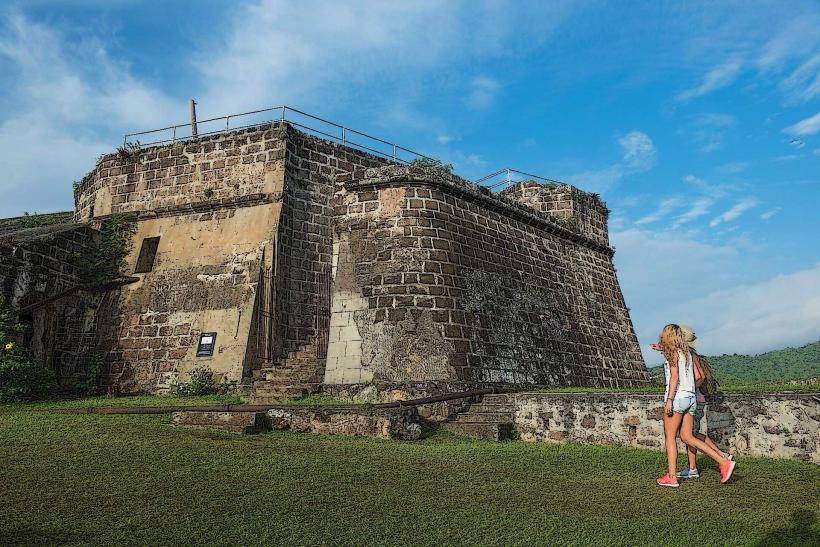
[699,433,724,456]
[680,414,726,465]
[687,444,698,469]
[663,412,684,476]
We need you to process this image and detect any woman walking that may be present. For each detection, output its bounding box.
[655,324,736,487]
[676,325,733,479]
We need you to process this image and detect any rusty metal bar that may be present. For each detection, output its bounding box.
[18,277,140,314]
[371,387,522,408]
[50,388,523,415]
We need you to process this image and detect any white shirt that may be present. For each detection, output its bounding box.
[664,349,696,398]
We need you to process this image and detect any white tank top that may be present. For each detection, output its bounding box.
[664,349,696,398]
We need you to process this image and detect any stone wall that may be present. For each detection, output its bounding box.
[505,392,819,463]
[73,123,647,394]
[499,181,609,246]
[326,165,647,389]
[76,125,291,392]
[75,123,391,393]
[95,205,277,392]
[0,221,102,378]
[273,128,389,384]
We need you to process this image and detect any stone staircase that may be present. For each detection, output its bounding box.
[444,393,517,441]
[247,365,319,405]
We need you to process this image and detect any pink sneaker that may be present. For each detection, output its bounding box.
[656,474,679,487]
[720,459,737,483]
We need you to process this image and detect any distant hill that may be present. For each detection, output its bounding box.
[648,341,820,385]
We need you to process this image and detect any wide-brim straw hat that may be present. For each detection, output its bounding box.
[679,324,698,349]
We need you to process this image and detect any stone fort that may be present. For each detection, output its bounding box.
[1,109,650,402]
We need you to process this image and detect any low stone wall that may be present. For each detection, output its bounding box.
[171,405,422,439]
[508,392,819,463]
[266,405,421,440]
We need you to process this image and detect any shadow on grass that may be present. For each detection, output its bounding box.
[755,509,817,546]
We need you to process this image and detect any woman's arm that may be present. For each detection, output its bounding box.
[665,362,678,415]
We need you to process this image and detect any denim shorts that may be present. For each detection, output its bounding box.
[672,394,696,416]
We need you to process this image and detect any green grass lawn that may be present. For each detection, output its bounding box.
[1,403,818,546]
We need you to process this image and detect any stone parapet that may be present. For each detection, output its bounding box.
[498,391,819,463]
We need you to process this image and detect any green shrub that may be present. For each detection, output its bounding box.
[71,214,133,284]
[0,297,57,402]
[61,352,105,396]
[175,366,216,396]
[409,157,454,173]
[0,346,57,403]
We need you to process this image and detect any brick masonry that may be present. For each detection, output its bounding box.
[66,122,648,394]
[329,164,648,389]
[0,222,102,377]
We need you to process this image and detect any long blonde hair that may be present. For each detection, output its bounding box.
[659,324,689,369]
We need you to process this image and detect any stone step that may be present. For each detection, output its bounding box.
[456,411,515,424]
[444,421,514,441]
[171,411,270,434]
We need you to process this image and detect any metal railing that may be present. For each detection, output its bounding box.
[123,106,565,189]
[123,105,438,165]
[474,168,562,190]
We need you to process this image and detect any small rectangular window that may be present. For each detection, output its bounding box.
[134,236,160,273]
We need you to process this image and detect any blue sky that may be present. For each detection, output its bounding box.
[1,1,818,363]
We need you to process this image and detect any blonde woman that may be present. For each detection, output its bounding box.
[655,324,736,487]
[677,325,733,479]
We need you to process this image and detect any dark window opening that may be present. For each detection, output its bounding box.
[134,236,160,273]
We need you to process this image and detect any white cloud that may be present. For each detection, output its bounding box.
[0,11,176,217]
[672,197,713,228]
[635,197,683,225]
[451,150,486,171]
[193,1,560,120]
[716,162,750,174]
[783,112,820,136]
[436,134,456,145]
[569,131,656,193]
[760,207,782,220]
[678,59,743,101]
[757,15,820,70]
[757,14,820,102]
[683,263,820,356]
[781,53,820,102]
[682,174,739,198]
[618,130,656,170]
[613,228,741,362]
[709,197,758,227]
[613,227,820,363]
[567,165,625,193]
[464,75,500,110]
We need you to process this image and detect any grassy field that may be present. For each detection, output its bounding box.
[8,381,816,413]
[1,401,818,546]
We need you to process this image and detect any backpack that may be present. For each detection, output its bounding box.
[697,354,719,400]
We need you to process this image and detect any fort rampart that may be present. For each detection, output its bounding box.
[63,122,648,393]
